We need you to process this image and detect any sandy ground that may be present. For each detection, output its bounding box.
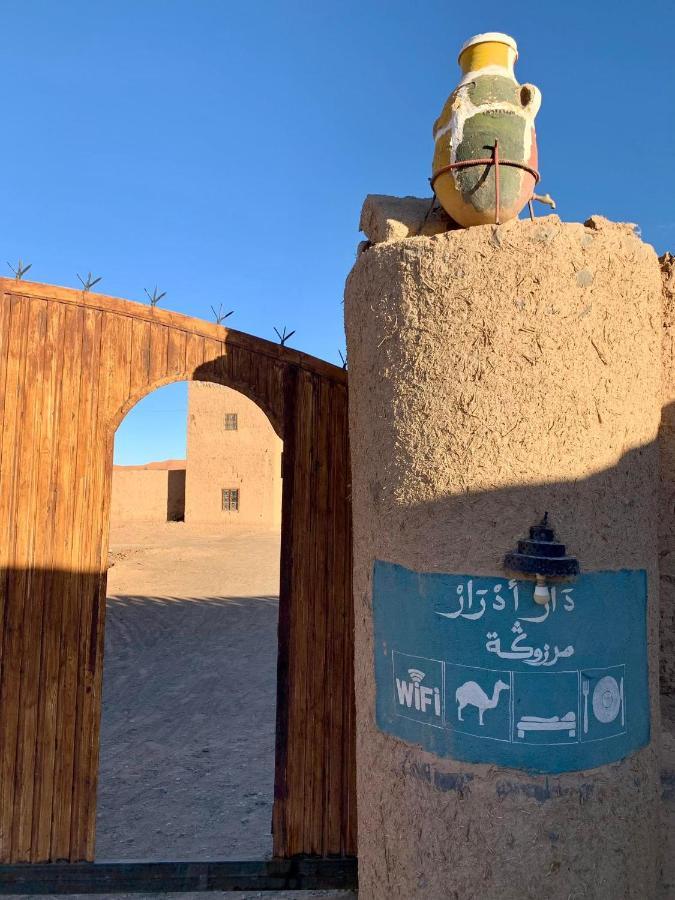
[6,522,354,900]
[105,521,283,599]
[99,531,280,863]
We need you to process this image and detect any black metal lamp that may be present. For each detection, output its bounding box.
[504,513,580,605]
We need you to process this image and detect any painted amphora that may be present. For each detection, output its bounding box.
[432,32,541,227]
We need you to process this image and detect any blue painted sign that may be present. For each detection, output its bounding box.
[373,561,649,773]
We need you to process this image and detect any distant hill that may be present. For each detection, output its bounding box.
[113,459,186,471]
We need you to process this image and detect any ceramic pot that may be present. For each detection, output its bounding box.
[432,33,541,227]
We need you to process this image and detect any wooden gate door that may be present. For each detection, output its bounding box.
[0,278,356,876]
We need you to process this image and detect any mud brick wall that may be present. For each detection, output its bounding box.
[660,251,675,695]
[346,214,663,899]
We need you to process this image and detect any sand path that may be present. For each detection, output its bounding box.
[7,523,354,899]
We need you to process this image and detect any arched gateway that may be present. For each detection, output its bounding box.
[0,278,356,889]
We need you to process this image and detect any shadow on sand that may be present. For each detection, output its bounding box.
[98,593,280,862]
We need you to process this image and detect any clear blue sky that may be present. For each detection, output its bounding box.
[3,1,673,464]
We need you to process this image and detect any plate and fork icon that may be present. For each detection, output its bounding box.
[582,672,624,735]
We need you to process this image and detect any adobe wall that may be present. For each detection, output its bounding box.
[110,466,185,523]
[345,212,662,899]
[660,252,675,695]
[185,382,282,528]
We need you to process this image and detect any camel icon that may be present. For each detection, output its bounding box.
[456,678,510,726]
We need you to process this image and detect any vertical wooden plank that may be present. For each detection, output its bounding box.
[166,328,187,379]
[343,400,357,856]
[11,300,50,861]
[97,314,133,570]
[0,296,15,857]
[106,314,133,426]
[212,341,231,387]
[256,357,284,438]
[128,318,152,402]
[198,336,221,377]
[229,346,254,401]
[306,376,330,854]
[69,307,107,861]
[324,382,346,855]
[272,370,356,858]
[0,294,17,704]
[48,304,86,861]
[273,366,297,857]
[184,333,205,378]
[0,296,32,861]
[340,387,355,857]
[326,382,356,857]
[214,339,233,385]
[0,296,14,468]
[31,302,71,859]
[148,323,169,387]
[287,370,316,854]
[69,309,131,860]
[249,347,274,420]
[262,361,281,435]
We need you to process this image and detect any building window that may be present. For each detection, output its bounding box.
[222,488,240,511]
[224,413,238,430]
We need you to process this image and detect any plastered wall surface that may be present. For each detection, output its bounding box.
[660,252,675,695]
[110,467,185,523]
[345,215,663,899]
[185,382,282,527]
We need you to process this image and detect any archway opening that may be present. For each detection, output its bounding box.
[97,379,283,861]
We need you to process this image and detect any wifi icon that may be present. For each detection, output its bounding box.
[408,668,426,684]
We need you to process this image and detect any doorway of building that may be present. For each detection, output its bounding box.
[97,379,283,860]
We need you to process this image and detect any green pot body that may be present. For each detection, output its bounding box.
[432,37,541,227]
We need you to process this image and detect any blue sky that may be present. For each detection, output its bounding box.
[3,1,673,464]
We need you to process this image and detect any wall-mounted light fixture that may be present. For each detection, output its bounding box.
[503,513,580,605]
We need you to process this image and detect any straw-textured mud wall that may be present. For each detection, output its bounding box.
[345,215,662,899]
[660,252,675,695]
[111,466,186,523]
[185,382,282,527]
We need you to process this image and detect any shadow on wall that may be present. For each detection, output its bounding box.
[352,422,675,897]
[167,469,186,521]
[660,399,675,696]
[359,422,673,697]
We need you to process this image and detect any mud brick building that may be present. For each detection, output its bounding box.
[111,382,282,528]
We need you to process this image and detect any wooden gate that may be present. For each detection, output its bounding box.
[0,278,356,877]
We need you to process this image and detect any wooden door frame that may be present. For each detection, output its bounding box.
[0,279,356,890]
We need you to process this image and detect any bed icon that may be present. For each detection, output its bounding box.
[516,712,576,739]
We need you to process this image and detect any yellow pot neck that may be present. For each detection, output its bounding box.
[459,41,516,76]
